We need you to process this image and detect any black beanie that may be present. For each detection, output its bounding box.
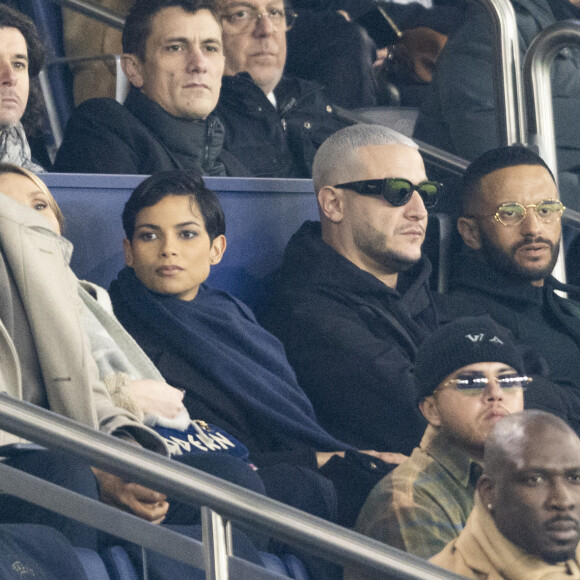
[415,315,526,401]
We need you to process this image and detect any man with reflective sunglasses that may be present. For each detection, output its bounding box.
[261,124,442,455]
[348,316,526,576]
[214,0,355,177]
[441,145,580,436]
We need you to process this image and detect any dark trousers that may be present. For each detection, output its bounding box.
[0,450,100,549]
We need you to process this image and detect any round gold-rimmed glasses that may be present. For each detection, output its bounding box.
[482,199,565,227]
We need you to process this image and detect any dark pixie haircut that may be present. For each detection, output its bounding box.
[123,0,220,61]
[123,169,226,242]
[0,4,45,135]
[461,145,556,213]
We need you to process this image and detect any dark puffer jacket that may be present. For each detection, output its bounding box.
[440,249,580,434]
[53,87,249,176]
[216,73,353,178]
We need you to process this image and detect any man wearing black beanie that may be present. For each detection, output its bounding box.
[348,316,527,577]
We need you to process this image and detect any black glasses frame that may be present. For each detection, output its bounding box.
[334,178,443,209]
[220,6,297,31]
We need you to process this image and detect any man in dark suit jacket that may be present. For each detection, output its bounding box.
[53,0,248,176]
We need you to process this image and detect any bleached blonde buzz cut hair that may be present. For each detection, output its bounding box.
[312,124,419,195]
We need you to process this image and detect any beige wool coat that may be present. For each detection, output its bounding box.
[0,193,163,451]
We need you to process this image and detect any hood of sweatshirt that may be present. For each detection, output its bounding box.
[276,220,435,319]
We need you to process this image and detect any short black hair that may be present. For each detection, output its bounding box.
[461,145,556,214]
[0,4,45,134]
[123,169,226,242]
[123,0,220,61]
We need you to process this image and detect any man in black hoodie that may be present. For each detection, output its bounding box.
[441,145,580,434]
[262,124,443,455]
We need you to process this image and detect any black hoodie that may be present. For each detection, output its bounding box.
[261,221,439,455]
[441,249,580,433]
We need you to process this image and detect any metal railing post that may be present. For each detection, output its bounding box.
[475,0,527,146]
[49,0,125,29]
[523,20,580,284]
[202,507,231,580]
[38,69,63,156]
[523,20,580,179]
[0,395,466,580]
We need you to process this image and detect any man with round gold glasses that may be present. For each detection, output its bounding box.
[442,144,580,438]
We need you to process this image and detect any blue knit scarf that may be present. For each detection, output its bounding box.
[109,267,349,452]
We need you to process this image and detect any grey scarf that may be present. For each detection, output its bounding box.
[0,123,43,172]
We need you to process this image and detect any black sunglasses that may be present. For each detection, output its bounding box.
[334,178,443,209]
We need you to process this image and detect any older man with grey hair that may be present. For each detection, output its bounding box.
[262,124,443,456]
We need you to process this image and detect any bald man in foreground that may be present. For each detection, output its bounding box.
[431,410,580,578]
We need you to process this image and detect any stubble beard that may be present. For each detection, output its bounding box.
[479,230,560,284]
[355,227,422,275]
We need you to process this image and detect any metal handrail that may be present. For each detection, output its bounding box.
[522,20,580,284]
[563,207,580,229]
[0,394,465,579]
[523,20,580,180]
[0,461,286,580]
[474,0,527,146]
[414,139,470,177]
[49,0,124,29]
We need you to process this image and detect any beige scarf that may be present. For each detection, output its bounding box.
[455,498,580,579]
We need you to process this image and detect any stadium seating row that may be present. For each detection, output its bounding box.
[45,173,451,302]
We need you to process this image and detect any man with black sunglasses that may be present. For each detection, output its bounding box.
[261,124,442,456]
[348,316,525,576]
[441,145,580,437]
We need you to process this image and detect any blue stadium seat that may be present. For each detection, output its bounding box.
[0,524,92,579]
[259,551,292,577]
[283,553,312,580]
[101,546,140,580]
[259,552,313,579]
[46,174,451,300]
[74,547,112,580]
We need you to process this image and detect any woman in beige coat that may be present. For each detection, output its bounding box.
[0,163,170,546]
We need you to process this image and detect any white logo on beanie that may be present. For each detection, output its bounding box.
[465,333,504,345]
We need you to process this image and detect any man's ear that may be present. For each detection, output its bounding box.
[209,234,227,265]
[317,186,344,223]
[457,216,482,250]
[477,474,494,509]
[419,395,442,427]
[121,54,145,89]
[123,238,134,267]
